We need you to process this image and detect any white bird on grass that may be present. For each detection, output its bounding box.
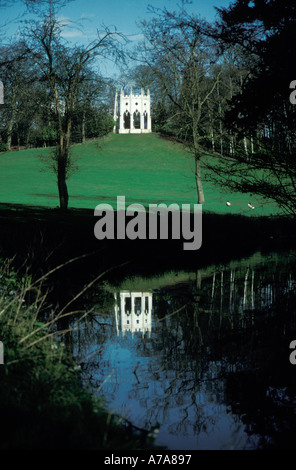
[226,201,231,206]
[248,202,255,209]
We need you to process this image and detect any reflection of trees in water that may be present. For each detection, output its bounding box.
[224,350,296,449]
[69,312,114,387]
[67,254,296,448]
[150,259,296,446]
[184,263,296,449]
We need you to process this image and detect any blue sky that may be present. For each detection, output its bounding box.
[1,0,232,77]
[57,0,231,38]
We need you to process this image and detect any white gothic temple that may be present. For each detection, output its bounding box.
[114,291,152,336]
[113,88,152,134]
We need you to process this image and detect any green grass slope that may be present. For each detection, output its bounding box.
[0,133,282,217]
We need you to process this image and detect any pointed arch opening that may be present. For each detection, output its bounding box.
[133,110,140,129]
[124,111,130,129]
[143,110,148,130]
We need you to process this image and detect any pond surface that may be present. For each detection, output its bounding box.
[70,250,296,450]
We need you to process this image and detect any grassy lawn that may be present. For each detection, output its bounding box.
[0,133,282,217]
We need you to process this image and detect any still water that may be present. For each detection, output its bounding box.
[71,250,296,450]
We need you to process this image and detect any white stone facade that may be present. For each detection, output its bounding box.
[113,88,152,134]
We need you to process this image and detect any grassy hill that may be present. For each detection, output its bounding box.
[0,133,282,217]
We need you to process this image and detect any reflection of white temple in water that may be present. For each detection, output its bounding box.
[114,291,153,337]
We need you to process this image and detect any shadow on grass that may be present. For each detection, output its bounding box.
[0,201,295,276]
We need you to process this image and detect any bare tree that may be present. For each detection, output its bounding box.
[28,3,125,209]
[0,41,40,149]
[139,3,221,204]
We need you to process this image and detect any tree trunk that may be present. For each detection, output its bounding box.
[82,110,86,143]
[207,102,215,152]
[217,81,223,156]
[7,90,17,150]
[57,147,69,210]
[230,133,234,156]
[210,127,215,152]
[195,155,205,205]
[250,135,254,155]
[243,136,249,159]
[192,120,205,204]
[58,168,69,209]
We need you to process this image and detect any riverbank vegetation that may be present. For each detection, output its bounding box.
[0,260,156,449]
